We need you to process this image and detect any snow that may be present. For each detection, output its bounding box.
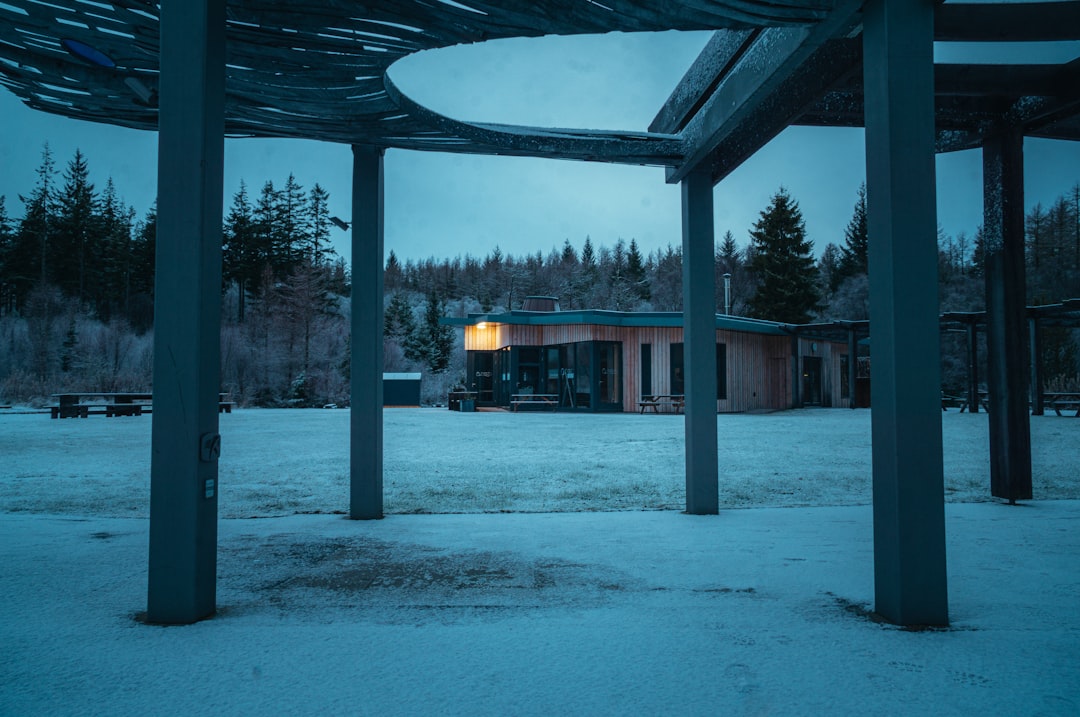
[2,408,1079,715]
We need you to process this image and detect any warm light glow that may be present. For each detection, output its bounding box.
[476,322,488,330]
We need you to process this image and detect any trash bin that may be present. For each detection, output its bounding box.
[459,399,475,412]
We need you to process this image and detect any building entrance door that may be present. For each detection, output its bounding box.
[802,356,823,406]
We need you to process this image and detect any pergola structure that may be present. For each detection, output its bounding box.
[3,0,1078,627]
[943,299,1080,415]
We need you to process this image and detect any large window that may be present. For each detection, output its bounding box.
[489,341,622,411]
[670,343,727,399]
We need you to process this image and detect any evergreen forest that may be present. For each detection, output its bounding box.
[1,145,1077,407]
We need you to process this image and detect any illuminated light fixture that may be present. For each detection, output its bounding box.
[329,216,350,231]
[476,322,488,330]
[123,76,154,104]
[60,38,115,68]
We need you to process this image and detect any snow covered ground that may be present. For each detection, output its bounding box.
[3,407,1079,517]
[2,408,1079,715]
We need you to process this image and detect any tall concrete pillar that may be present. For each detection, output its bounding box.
[681,170,718,515]
[983,129,1032,501]
[147,0,226,624]
[350,145,385,519]
[862,0,948,626]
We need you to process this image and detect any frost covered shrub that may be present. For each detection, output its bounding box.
[0,369,48,405]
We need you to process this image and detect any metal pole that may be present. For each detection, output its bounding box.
[723,272,731,315]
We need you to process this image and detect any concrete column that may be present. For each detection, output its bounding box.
[862,0,948,626]
[681,170,718,515]
[147,0,226,624]
[983,129,1032,501]
[350,145,384,519]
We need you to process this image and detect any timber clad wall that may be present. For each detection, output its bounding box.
[463,320,847,413]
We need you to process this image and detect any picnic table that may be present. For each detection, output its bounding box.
[941,391,989,413]
[50,392,234,419]
[638,394,685,414]
[1045,391,1080,417]
[510,393,558,411]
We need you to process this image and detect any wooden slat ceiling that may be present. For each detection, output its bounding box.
[2,1,1078,176]
[0,0,834,165]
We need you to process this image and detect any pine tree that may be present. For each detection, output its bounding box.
[417,290,454,373]
[580,235,596,270]
[54,149,100,304]
[384,291,416,340]
[307,183,333,265]
[747,187,820,324]
[275,173,308,274]
[385,249,403,292]
[717,230,740,274]
[223,181,256,321]
[818,243,842,296]
[626,238,649,300]
[837,182,869,283]
[252,181,278,290]
[561,238,577,265]
[128,203,156,332]
[12,144,58,308]
[98,179,133,320]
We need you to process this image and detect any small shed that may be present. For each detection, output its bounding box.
[383,373,421,407]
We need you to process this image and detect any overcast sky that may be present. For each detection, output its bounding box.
[2,30,1079,267]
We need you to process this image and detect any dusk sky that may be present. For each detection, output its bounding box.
[2,30,1079,267]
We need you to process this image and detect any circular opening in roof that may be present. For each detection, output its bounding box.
[387,31,710,131]
[61,38,116,69]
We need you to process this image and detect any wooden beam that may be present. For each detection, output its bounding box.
[666,0,863,184]
[703,38,862,183]
[649,29,757,134]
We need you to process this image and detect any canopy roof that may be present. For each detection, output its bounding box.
[2,1,1077,175]
[0,0,831,165]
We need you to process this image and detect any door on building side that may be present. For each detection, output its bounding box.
[802,356,823,406]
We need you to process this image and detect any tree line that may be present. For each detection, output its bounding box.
[1,144,1077,405]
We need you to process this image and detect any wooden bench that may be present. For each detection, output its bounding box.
[510,393,558,411]
[50,392,234,418]
[1045,392,1080,417]
[638,394,684,414]
[941,392,989,412]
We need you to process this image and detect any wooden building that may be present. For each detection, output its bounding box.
[445,304,855,413]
